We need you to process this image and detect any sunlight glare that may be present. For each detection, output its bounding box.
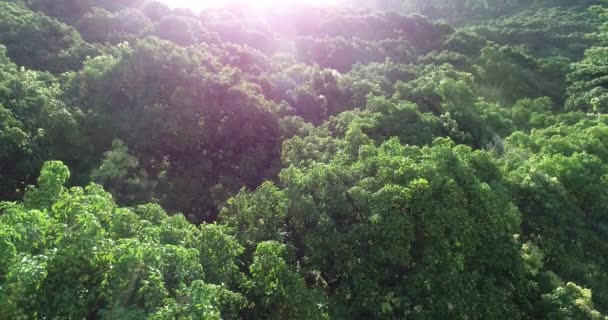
[160,0,340,11]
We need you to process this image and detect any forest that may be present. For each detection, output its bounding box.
[0,0,607,318]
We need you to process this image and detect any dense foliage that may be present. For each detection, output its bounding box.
[1,0,608,318]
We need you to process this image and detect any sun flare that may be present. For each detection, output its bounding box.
[160,0,340,11]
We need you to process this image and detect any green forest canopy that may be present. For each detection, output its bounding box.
[0,0,608,318]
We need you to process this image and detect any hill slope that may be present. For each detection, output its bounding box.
[0,0,607,318]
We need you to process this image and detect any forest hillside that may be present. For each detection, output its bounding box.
[1,0,608,318]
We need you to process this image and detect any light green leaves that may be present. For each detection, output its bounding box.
[543,283,606,319]
[0,161,248,318]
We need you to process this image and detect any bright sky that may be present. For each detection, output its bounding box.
[160,0,340,11]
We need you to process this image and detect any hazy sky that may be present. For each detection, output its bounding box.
[159,0,339,11]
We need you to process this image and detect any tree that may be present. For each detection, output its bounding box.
[567,47,608,112]
[224,134,528,318]
[76,7,151,44]
[0,45,86,202]
[0,2,99,73]
[1,0,607,318]
[0,161,247,318]
[65,37,282,221]
[542,283,606,319]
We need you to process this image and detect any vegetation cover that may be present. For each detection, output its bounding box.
[0,0,607,318]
